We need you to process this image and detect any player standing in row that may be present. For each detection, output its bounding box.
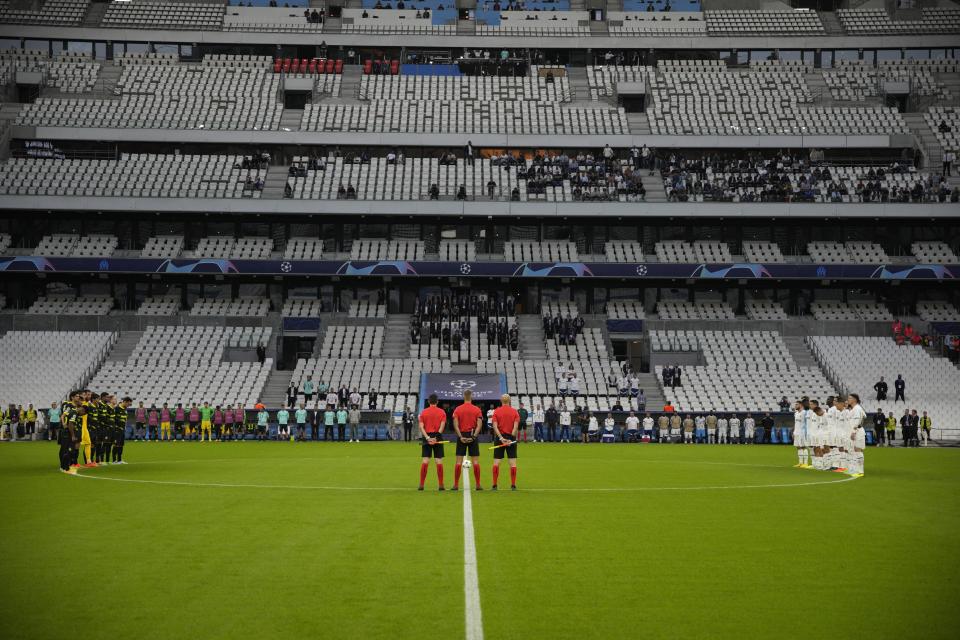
[845,393,867,477]
[418,394,446,491]
[793,400,812,468]
[111,395,131,463]
[452,390,484,491]
[491,393,520,491]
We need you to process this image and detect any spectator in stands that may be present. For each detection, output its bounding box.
[943,150,955,177]
[486,179,497,199]
[346,184,357,199]
[429,184,440,200]
[349,388,361,409]
[672,366,681,388]
[256,342,266,364]
[636,389,645,411]
[778,396,790,412]
[368,391,378,410]
[337,183,347,199]
[302,376,314,403]
[465,141,475,165]
[873,377,888,401]
[457,185,467,201]
[894,374,906,403]
[662,365,673,388]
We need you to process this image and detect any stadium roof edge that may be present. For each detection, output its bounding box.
[0,195,957,219]
[1,24,958,50]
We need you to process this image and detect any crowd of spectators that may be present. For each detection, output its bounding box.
[411,293,518,349]
[543,312,585,344]
[656,152,959,203]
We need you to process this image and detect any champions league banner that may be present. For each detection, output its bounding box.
[418,374,507,408]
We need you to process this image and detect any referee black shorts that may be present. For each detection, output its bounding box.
[421,432,444,459]
[493,434,518,459]
[455,435,480,457]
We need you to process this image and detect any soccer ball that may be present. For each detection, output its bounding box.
[462,459,472,469]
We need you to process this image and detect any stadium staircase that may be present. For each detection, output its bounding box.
[517,315,548,360]
[341,66,363,101]
[637,373,666,410]
[783,335,819,368]
[82,0,108,27]
[261,369,292,407]
[640,174,666,202]
[279,108,303,132]
[566,66,590,103]
[903,112,944,176]
[817,11,846,36]
[382,314,412,358]
[105,331,142,362]
[261,164,291,199]
[627,113,650,134]
[457,19,476,35]
[94,64,124,98]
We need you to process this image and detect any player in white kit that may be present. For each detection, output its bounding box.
[792,400,812,468]
[808,400,826,470]
[728,414,741,445]
[825,397,843,471]
[717,415,728,444]
[846,393,867,476]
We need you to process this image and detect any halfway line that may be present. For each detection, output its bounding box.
[462,472,484,640]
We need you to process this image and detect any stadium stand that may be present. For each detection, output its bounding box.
[342,9,456,35]
[141,236,185,259]
[34,234,118,257]
[609,12,706,36]
[281,298,324,317]
[0,330,116,408]
[101,0,225,30]
[224,6,324,32]
[18,59,283,130]
[606,301,645,321]
[0,0,87,25]
[911,241,958,263]
[320,325,384,358]
[284,237,325,260]
[26,295,114,315]
[438,240,476,262]
[807,241,889,264]
[657,300,736,320]
[837,8,960,35]
[193,236,273,259]
[604,241,644,263]
[350,239,424,261]
[504,240,578,262]
[189,297,270,317]
[927,106,960,155]
[0,155,268,198]
[705,9,823,34]
[653,330,835,412]
[477,11,590,35]
[136,295,181,316]
[744,299,789,321]
[349,300,386,318]
[916,301,960,322]
[742,241,786,263]
[809,300,893,322]
[89,326,273,408]
[809,336,960,438]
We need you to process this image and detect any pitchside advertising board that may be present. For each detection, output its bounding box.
[418,374,507,410]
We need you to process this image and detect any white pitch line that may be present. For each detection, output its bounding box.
[462,470,484,640]
[69,469,858,492]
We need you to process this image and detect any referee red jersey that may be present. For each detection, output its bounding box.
[419,405,446,434]
[453,403,483,435]
[492,405,520,436]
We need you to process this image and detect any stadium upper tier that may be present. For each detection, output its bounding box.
[6,54,953,146]
[2,2,958,37]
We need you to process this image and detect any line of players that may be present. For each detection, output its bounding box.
[56,389,132,475]
[417,390,520,491]
[792,393,867,477]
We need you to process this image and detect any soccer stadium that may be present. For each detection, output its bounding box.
[0,0,959,638]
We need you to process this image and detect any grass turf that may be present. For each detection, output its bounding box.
[0,441,958,640]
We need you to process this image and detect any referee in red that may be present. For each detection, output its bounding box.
[491,393,520,491]
[452,389,483,491]
[418,393,446,491]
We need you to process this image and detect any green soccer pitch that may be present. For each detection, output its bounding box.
[1,442,958,640]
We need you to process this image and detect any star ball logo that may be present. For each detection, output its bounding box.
[635,265,648,276]
[460,263,471,275]
[280,261,293,273]
[449,379,477,392]
[816,266,827,277]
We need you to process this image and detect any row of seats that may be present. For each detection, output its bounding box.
[657,301,735,321]
[807,241,888,264]
[101,0,225,30]
[190,298,270,317]
[606,301,645,321]
[438,240,477,262]
[655,330,835,412]
[0,0,86,25]
[705,9,824,35]
[358,74,571,103]
[809,336,960,437]
[34,234,118,257]
[479,359,621,397]
[27,295,114,316]
[823,61,957,102]
[916,302,960,323]
[320,325,384,358]
[655,240,732,264]
[300,101,628,134]
[0,331,115,407]
[136,296,181,316]
[142,235,184,259]
[282,298,325,318]
[284,237,325,261]
[348,300,386,318]
[504,241,578,263]
[837,8,960,35]
[89,326,272,408]
[349,239,425,261]
[609,12,706,37]
[193,236,273,260]
[0,155,267,199]
[546,328,609,362]
[744,300,788,322]
[411,315,517,363]
[809,301,893,323]
[927,107,960,158]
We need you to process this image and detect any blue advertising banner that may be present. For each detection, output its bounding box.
[0,256,957,281]
[607,319,644,333]
[418,374,507,408]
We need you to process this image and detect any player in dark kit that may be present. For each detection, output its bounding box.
[417,394,447,491]
[452,389,484,491]
[491,393,521,490]
[112,396,132,464]
[96,392,112,463]
[58,391,82,474]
